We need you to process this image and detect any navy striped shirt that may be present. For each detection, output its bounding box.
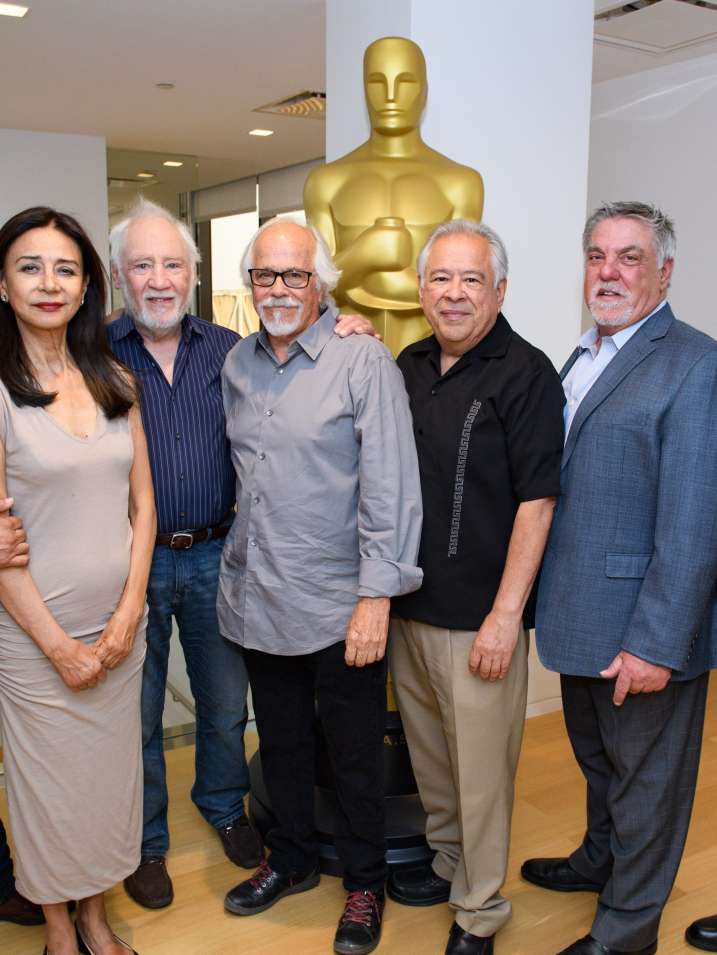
[107,311,238,535]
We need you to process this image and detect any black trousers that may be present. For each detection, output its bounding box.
[0,818,14,902]
[562,672,709,951]
[244,641,387,892]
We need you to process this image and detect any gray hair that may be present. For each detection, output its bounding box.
[583,201,676,267]
[109,198,200,273]
[417,219,509,288]
[240,218,341,304]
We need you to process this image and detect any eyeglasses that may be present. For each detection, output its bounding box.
[248,268,313,289]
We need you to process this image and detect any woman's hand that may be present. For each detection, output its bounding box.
[48,637,107,691]
[94,606,142,670]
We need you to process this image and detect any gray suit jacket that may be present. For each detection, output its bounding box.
[535,304,717,680]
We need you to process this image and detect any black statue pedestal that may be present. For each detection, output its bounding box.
[248,706,431,876]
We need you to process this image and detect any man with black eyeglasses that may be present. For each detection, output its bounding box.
[106,200,376,912]
[218,218,423,955]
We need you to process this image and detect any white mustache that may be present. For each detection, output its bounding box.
[589,282,627,302]
[261,295,299,308]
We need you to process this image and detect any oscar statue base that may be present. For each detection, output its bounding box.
[248,709,431,875]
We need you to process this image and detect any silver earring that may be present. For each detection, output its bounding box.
[81,293,86,305]
[0,292,7,303]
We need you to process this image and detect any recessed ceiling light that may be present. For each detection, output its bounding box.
[136,171,155,179]
[163,160,183,168]
[249,129,274,137]
[0,3,29,16]
[155,82,175,90]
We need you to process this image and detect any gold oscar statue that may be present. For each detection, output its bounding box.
[304,36,484,355]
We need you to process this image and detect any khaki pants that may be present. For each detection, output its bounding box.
[389,618,528,936]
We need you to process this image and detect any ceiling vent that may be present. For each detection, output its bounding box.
[254,90,326,120]
[597,0,717,21]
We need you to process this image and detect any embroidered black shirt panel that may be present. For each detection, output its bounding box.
[393,313,565,632]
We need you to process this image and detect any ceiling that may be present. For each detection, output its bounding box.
[2,0,717,189]
[594,0,717,81]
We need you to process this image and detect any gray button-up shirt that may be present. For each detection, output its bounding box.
[217,306,423,655]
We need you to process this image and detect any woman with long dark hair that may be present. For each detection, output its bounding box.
[0,207,156,955]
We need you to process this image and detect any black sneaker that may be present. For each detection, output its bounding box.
[334,889,385,955]
[217,815,264,868]
[224,860,320,915]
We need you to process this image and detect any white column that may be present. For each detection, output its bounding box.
[0,129,109,271]
[326,0,595,715]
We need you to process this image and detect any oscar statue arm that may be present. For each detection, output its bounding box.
[304,167,413,292]
[447,167,485,222]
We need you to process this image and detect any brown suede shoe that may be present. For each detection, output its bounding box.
[217,816,264,868]
[123,856,173,909]
[0,887,45,925]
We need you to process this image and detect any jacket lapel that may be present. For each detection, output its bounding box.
[561,305,674,470]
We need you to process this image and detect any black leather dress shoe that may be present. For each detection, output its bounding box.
[0,887,44,925]
[521,857,605,893]
[445,921,494,955]
[556,933,657,954]
[686,915,717,951]
[224,860,320,915]
[387,863,451,906]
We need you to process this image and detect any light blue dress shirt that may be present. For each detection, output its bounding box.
[563,302,667,439]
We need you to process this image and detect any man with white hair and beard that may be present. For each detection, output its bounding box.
[107,200,375,911]
[218,218,423,955]
[522,202,717,955]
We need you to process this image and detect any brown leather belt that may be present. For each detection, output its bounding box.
[156,523,231,550]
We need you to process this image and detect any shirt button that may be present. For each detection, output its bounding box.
[258,452,266,461]
[249,538,257,547]
[431,389,437,396]
[253,496,260,504]
[277,368,284,375]
[265,409,273,416]
[175,432,181,440]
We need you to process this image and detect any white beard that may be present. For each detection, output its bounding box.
[120,277,189,338]
[259,296,304,337]
[587,282,635,328]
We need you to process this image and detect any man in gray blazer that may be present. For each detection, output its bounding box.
[521,202,717,955]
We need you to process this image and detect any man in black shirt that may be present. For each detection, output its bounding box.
[388,220,564,955]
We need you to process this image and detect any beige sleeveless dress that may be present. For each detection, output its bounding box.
[0,380,146,904]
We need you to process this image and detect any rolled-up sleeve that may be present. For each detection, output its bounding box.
[350,350,423,598]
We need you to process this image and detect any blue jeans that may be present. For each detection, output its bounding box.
[0,818,14,902]
[141,536,250,857]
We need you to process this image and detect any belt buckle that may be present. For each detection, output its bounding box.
[169,532,194,550]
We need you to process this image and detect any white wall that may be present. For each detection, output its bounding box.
[0,129,109,272]
[588,53,717,340]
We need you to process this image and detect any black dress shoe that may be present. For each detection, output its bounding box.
[123,856,173,909]
[334,889,384,955]
[224,860,320,915]
[217,815,264,868]
[686,915,717,951]
[521,857,605,893]
[556,933,657,954]
[387,863,451,906]
[445,922,494,955]
[0,887,45,925]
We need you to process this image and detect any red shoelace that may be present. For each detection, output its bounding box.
[340,890,380,927]
[249,860,274,888]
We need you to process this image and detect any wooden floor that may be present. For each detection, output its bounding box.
[2,679,716,955]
